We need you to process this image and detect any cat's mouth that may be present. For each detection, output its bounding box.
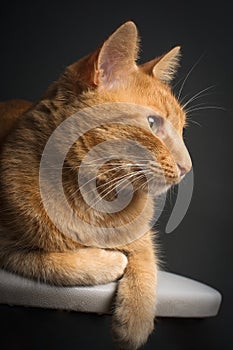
[91,159,182,201]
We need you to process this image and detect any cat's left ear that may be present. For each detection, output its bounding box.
[140,46,181,84]
[93,21,139,87]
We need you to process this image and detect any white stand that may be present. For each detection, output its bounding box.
[0,269,221,317]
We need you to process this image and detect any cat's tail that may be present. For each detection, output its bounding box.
[113,234,158,350]
[0,245,128,286]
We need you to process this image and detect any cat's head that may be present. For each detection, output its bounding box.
[57,21,192,200]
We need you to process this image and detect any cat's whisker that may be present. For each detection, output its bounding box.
[41,163,142,170]
[177,52,206,100]
[82,163,165,202]
[68,161,153,201]
[185,119,202,127]
[186,105,226,114]
[78,155,119,164]
[136,171,154,191]
[115,172,152,194]
[96,169,144,195]
[75,163,147,197]
[68,171,120,202]
[86,173,137,210]
[76,164,132,193]
[71,169,139,204]
[79,155,151,165]
[40,161,149,171]
[79,161,163,173]
[184,102,208,113]
[87,167,164,210]
[86,169,150,210]
[77,162,148,168]
[181,92,214,108]
[76,171,135,199]
[181,85,216,109]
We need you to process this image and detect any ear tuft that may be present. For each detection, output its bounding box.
[152,46,181,84]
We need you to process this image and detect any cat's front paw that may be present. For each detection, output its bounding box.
[112,272,156,349]
[106,251,128,282]
[113,313,154,350]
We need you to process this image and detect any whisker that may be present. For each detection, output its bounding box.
[87,169,150,209]
[77,164,133,193]
[77,162,148,168]
[67,168,123,201]
[115,172,152,194]
[184,102,207,113]
[79,155,152,165]
[81,171,136,197]
[177,52,206,101]
[186,105,226,114]
[186,119,203,127]
[136,172,154,191]
[181,85,216,109]
[86,172,138,209]
[72,162,147,199]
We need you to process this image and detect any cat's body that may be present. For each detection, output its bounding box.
[0,22,191,349]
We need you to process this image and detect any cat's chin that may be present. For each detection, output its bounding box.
[154,185,172,197]
[138,182,172,197]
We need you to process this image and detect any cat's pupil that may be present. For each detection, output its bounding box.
[148,116,155,128]
[147,116,159,133]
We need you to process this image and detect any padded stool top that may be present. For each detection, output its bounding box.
[0,269,222,317]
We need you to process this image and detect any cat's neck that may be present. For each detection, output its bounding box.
[63,174,155,247]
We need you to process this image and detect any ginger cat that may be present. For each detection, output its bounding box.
[0,22,191,349]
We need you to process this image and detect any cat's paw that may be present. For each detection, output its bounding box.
[113,312,154,350]
[104,251,128,282]
[112,274,156,349]
[81,248,128,285]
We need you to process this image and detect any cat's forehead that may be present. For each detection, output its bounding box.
[100,75,185,133]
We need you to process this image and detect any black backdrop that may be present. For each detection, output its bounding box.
[0,1,233,349]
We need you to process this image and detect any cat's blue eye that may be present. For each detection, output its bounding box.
[147,116,161,134]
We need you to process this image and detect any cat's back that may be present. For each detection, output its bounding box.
[0,100,33,142]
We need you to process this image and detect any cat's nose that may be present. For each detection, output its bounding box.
[177,163,191,177]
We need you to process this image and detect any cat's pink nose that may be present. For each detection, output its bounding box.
[177,164,191,177]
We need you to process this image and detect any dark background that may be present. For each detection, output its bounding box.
[0,1,232,349]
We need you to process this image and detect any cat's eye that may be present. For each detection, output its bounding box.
[147,116,161,134]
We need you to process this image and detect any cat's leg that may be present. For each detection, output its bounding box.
[0,247,127,286]
[113,231,157,350]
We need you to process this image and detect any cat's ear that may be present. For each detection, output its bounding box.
[93,21,139,87]
[140,46,181,84]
